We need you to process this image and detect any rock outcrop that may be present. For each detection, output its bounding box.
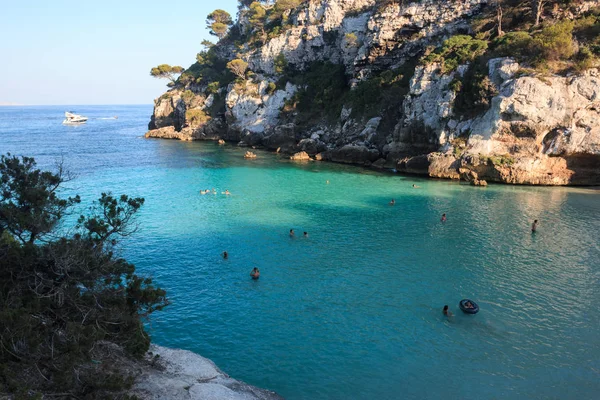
[148,0,600,185]
[132,345,282,400]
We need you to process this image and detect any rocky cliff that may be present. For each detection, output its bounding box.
[147,0,600,185]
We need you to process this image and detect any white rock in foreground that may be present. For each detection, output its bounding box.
[132,345,283,400]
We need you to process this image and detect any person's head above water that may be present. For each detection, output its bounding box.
[290,229,294,235]
[223,251,228,258]
[443,305,448,311]
[534,219,538,223]
[303,231,308,236]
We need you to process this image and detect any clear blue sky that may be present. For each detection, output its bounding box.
[0,0,239,105]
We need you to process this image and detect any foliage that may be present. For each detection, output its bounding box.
[531,20,575,64]
[0,154,80,244]
[283,62,349,124]
[266,82,277,95]
[206,81,221,95]
[248,2,267,28]
[226,59,249,78]
[150,64,184,83]
[0,154,168,398]
[274,53,287,74]
[492,31,534,58]
[270,0,303,22]
[185,109,211,127]
[452,58,499,119]
[346,62,416,119]
[344,33,359,48]
[423,35,488,72]
[201,40,215,49]
[207,9,233,39]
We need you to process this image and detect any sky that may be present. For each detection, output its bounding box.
[0,0,239,105]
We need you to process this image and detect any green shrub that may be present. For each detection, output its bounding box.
[453,58,498,119]
[274,53,287,74]
[423,35,488,72]
[492,31,534,59]
[185,109,211,126]
[266,82,277,95]
[0,154,168,398]
[531,20,575,65]
[206,81,221,95]
[345,33,359,47]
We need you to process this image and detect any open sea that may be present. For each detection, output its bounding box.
[1,105,600,399]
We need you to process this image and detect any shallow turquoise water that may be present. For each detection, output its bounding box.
[2,106,600,399]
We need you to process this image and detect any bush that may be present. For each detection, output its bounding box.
[283,61,349,124]
[453,58,498,119]
[346,62,416,119]
[266,82,277,95]
[0,154,168,398]
[185,109,211,126]
[531,20,575,64]
[492,31,534,58]
[423,35,488,72]
[345,33,359,47]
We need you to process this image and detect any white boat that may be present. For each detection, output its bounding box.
[62,111,88,124]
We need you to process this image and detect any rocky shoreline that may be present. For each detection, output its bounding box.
[131,345,283,400]
[147,0,600,186]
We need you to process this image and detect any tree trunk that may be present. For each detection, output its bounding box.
[497,4,504,37]
[533,0,544,26]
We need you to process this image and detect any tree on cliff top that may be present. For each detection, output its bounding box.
[150,64,185,85]
[207,9,233,39]
[0,153,168,398]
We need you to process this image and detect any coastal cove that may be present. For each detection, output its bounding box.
[2,105,600,399]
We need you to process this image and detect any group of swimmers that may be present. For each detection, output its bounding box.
[289,229,308,237]
[200,189,231,195]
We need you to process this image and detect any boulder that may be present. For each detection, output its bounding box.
[145,126,192,141]
[263,123,296,150]
[290,151,311,161]
[329,145,380,165]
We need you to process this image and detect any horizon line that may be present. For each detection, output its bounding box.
[0,103,153,107]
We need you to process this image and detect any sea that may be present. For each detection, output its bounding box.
[1,105,599,400]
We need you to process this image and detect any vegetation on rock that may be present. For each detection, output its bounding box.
[0,154,168,398]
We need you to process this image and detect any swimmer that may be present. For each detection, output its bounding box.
[389,199,396,206]
[200,190,206,195]
[464,301,474,309]
[212,188,217,195]
[290,229,295,237]
[326,180,330,184]
[531,219,538,233]
[250,267,260,279]
[222,251,228,259]
[412,184,420,188]
[303,231,308,237]
[441,213,447,222]
[222,190,231,195]
[443,305,453,317]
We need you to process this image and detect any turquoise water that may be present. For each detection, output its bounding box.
[2,106,600,399]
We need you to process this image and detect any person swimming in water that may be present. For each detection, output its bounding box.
[223,251,228,259]
[443,305,453,317]
[250,267,260,279]
[290,229,295,237]
[389,199,396,206]
[531,219,538,233]
[303,231,308,237]
[441,213,447,222]
[412,184,420,188]
[326,180,330,184]
[222,190,231,195]
[463,301,474,309]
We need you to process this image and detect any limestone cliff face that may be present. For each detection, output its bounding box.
[147,0,600,185]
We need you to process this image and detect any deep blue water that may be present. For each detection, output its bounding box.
[1,105,600,399]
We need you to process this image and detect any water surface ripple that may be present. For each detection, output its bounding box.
[1,106,599,399]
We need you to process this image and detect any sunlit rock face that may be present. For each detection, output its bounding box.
[148,0,600,185]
